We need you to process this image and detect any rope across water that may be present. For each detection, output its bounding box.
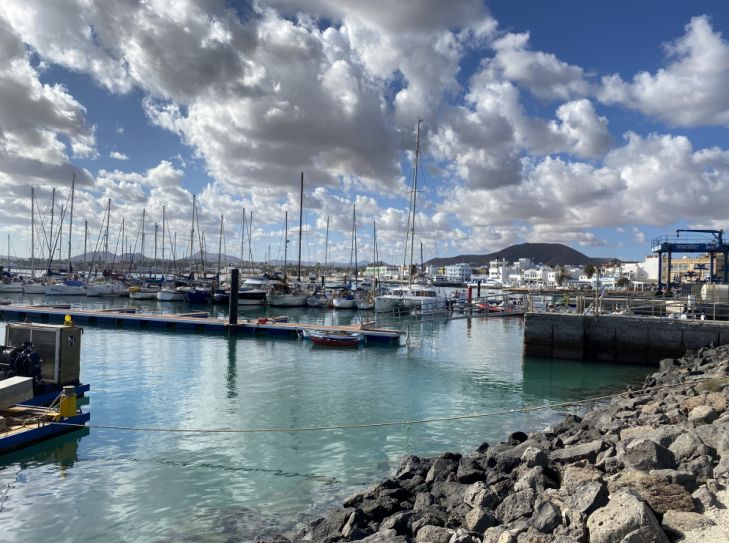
[49,374,722,434]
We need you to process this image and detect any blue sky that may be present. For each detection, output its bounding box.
[1,1,729,266]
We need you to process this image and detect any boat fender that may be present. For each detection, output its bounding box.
[257,317,267,324]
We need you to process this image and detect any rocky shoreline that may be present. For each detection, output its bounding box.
[261,344,729,543]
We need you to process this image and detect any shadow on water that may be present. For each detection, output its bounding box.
[0,428,89,471]
[521,356,653,403]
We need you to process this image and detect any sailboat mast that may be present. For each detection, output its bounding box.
[30,187,35,278]
[58,205,64,265]
[189,195,196,279]
[83,220,88,271]
[153,222,158,277]
[283,211,288,280]
[373,220,378,291]
[140,208,146,273]
[49,187,55,261]
[67,174,75,273]
[121,217,125,273]
[161,205,166,268]
[240,207,246,269]
[217,214,223,281]
[297,172,303,281]
[248,211,254,270]
[104,199,111,267]
[353,204,358,284]
[408,119,422,287]
[324,216,329,270]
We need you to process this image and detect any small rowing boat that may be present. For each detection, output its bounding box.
[300,329,364,347]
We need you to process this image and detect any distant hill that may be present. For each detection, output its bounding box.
[426,243,617,268]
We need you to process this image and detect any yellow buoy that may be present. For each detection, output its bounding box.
[59,386,77,418]
[64,314,73,326]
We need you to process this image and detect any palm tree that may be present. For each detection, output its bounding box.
[585,264,596,279]
[556,265,566,287]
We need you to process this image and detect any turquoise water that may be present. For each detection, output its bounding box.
[0,294,652,542]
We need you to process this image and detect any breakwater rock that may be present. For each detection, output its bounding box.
[261,345,729,543]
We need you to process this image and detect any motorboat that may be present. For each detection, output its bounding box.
[375,283,448,314]
[237,277,271,306]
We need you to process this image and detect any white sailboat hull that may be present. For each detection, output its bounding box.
[129,288,159,299]
[22,283,45,294]
[86,283,128,297]
[332,297,356,309]
[156,289,186,301]
[0,284,24,293]
[44,284,86,296]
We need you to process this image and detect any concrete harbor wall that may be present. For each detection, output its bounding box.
[524,313,729,364]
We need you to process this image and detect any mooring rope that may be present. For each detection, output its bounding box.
[48,373,725,434]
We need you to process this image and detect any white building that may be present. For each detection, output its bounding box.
[444,263,472,282]
[489,259,514,285]
[523,267,550,286]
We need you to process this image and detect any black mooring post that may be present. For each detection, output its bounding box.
[229,268,239,325]
[477,280,481,299]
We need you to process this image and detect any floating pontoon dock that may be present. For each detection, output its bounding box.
[0,305,402,344]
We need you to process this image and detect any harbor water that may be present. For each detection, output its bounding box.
[0,293,652,542]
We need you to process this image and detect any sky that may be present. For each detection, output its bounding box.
[1,0,729,267]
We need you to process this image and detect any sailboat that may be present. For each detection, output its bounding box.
[268,173,308,307]
[22,187,46,293]
[45,177,86,296]
[375,121,447,315]
[332,205,357,309]
[355,220,377,310]
[306,216,332,307]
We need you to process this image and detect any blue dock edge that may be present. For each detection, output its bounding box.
[0,306,401,344]
[0,412,90,454]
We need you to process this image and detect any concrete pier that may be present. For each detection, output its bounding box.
[524,313,729,364]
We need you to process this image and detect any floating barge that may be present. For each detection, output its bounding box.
[0,305,402,344]
[1,322,90,454]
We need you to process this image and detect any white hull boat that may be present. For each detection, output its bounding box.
[129,287,160,299]
[332,297,356,309]
[22,283,45,294]
[0,283,24,293]
[44,282,86,296]
[237,289,267,305]
[375,284,447,314]
[86,281,128,297]
[157,288,186,301]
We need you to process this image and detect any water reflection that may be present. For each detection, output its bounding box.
[0,428,89,472]
[226,337,238,399]
[522,356,651,402]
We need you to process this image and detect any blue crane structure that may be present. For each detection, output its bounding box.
[651,229,728,289]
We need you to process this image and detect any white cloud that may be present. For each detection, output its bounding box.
[632,227,646,245]
[490,32,590,101]
[109,151,128,161]
[0,17,95,197]
[598,15,729,127]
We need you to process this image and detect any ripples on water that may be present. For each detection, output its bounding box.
[0,294,652,541]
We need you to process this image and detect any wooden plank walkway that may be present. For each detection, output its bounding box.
[0,304,401,344]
